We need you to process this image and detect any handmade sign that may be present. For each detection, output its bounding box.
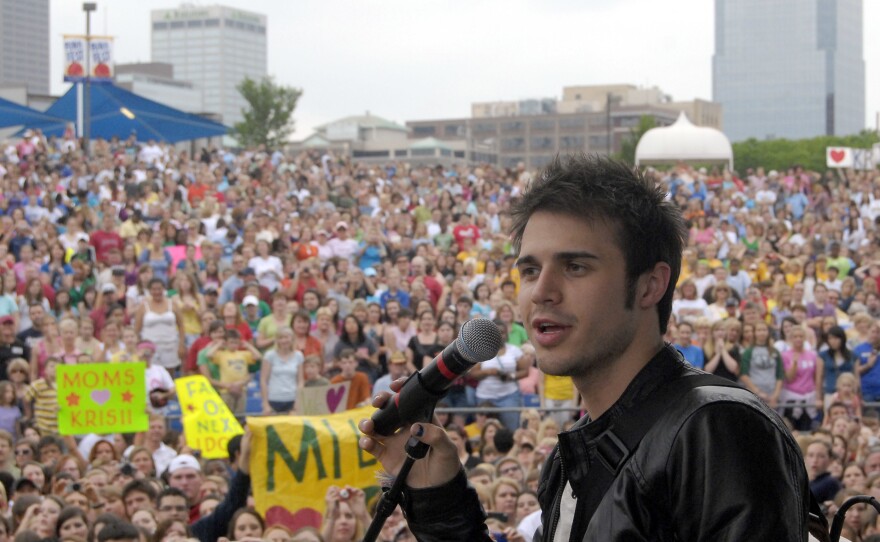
[248,407,381,532]
[57,363,148,435]
[297,381,350,415]
[175,375,244,458]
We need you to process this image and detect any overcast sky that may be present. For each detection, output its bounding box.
[48,0,880,140]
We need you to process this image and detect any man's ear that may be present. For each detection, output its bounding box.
[638,262,672,309]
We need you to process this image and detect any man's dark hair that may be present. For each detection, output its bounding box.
[508,154,686,333]
[97,521,141,542]
[37,435,63,453]
[122,479,157,502]
[493,427,515,454]
[156,486,189,508]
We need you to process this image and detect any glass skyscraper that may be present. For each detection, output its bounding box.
[0,0,49,95]
[713,0,865,141]
[151,5,267,127]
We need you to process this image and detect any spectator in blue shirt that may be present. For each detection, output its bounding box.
[855,321,880,402]
[674,321,705,369]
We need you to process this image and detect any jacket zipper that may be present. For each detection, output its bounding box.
[546,449,567,542]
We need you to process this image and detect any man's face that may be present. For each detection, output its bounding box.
[29,305,44,326]
[148,419,165,441]
[388,362,407,379]
[805,443,830,478]
[157,495,189,523]
[865,452,880,476]
[516,212,642,383]
[677,325,693,345]
[340,356,357,377]
[168,468,202,502]
[39,444,61,466]
[124,490,153,517]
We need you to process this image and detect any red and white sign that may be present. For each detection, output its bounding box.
[63,35,114,82]
[826,147,853,168]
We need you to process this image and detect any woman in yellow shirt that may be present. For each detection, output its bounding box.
[171,272,204,347]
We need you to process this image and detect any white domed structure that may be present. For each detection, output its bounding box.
[635,112,733,170]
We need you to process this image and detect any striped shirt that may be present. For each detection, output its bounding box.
[25,378,58,435]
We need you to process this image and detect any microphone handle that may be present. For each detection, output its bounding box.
[371,371,447,436]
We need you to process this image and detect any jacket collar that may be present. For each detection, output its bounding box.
[557,344,687,490]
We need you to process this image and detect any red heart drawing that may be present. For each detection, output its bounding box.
[326,385,346,413]
[265,505,321,531]
[830,149,846,163]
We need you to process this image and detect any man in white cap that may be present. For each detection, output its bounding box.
[328,221,359,264]
[167,453,202,521]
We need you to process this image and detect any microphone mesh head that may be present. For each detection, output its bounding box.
[456,318,504,363]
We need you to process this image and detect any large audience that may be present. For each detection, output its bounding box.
[0,130,879,541]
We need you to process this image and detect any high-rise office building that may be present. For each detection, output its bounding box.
[151,5,267,127]
[713,0,865,141]
[0,0,49,95]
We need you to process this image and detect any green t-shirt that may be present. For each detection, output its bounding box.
[507,323,529,347]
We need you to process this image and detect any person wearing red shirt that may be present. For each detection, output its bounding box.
[220,301,253,343]
[452,213,481,252]
[89,212,124,264]
[185,315,221,375]
[330,348,371,410]
[187,175,209,207]
[407,256,443,308]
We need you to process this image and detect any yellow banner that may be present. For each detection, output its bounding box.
[248,407,381,532]
[175,376,244,459]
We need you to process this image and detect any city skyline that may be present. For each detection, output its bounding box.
[46,0,880,140]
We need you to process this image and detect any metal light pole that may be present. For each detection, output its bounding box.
[83,2,96,157]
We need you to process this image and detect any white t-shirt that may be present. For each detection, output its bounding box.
[249,255,284,291]
[328,238,359,263]
[476,344,522,400]
[672,298,709,323]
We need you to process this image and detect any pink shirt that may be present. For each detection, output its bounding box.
[782,349,818,395]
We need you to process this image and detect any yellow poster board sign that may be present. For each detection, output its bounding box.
[175,376,244,459]
[248,407,381,532]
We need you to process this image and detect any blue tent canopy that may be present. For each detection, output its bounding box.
[0,97,66,128]
[26,83,228,143]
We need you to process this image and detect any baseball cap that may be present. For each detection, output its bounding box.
[204,285,218,294]
[243,295,259,307]
[167,454,201,475]
[363,267,378,277]
[101,283,116,294]
[137,341,156,353]
[335,221,348,231]
[240,267,256,276]
[0,316,15,325]
[13,478,37,493]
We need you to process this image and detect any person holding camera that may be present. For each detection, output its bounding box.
[321,485,371,542]
[469,320,529,431]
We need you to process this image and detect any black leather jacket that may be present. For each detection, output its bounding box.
[400,345,809,542]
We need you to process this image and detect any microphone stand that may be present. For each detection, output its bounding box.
[829,495,880,542]
[362,437,430,542]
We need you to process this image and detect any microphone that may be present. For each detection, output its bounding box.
[371,318,504,436]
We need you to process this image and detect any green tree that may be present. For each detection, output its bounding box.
[616,115,656,166]
[732,131,879,173]
[231,76,302,148]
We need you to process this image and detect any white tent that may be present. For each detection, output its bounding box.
[635,112,733,170]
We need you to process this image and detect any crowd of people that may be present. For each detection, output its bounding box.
[0,129,879,540]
